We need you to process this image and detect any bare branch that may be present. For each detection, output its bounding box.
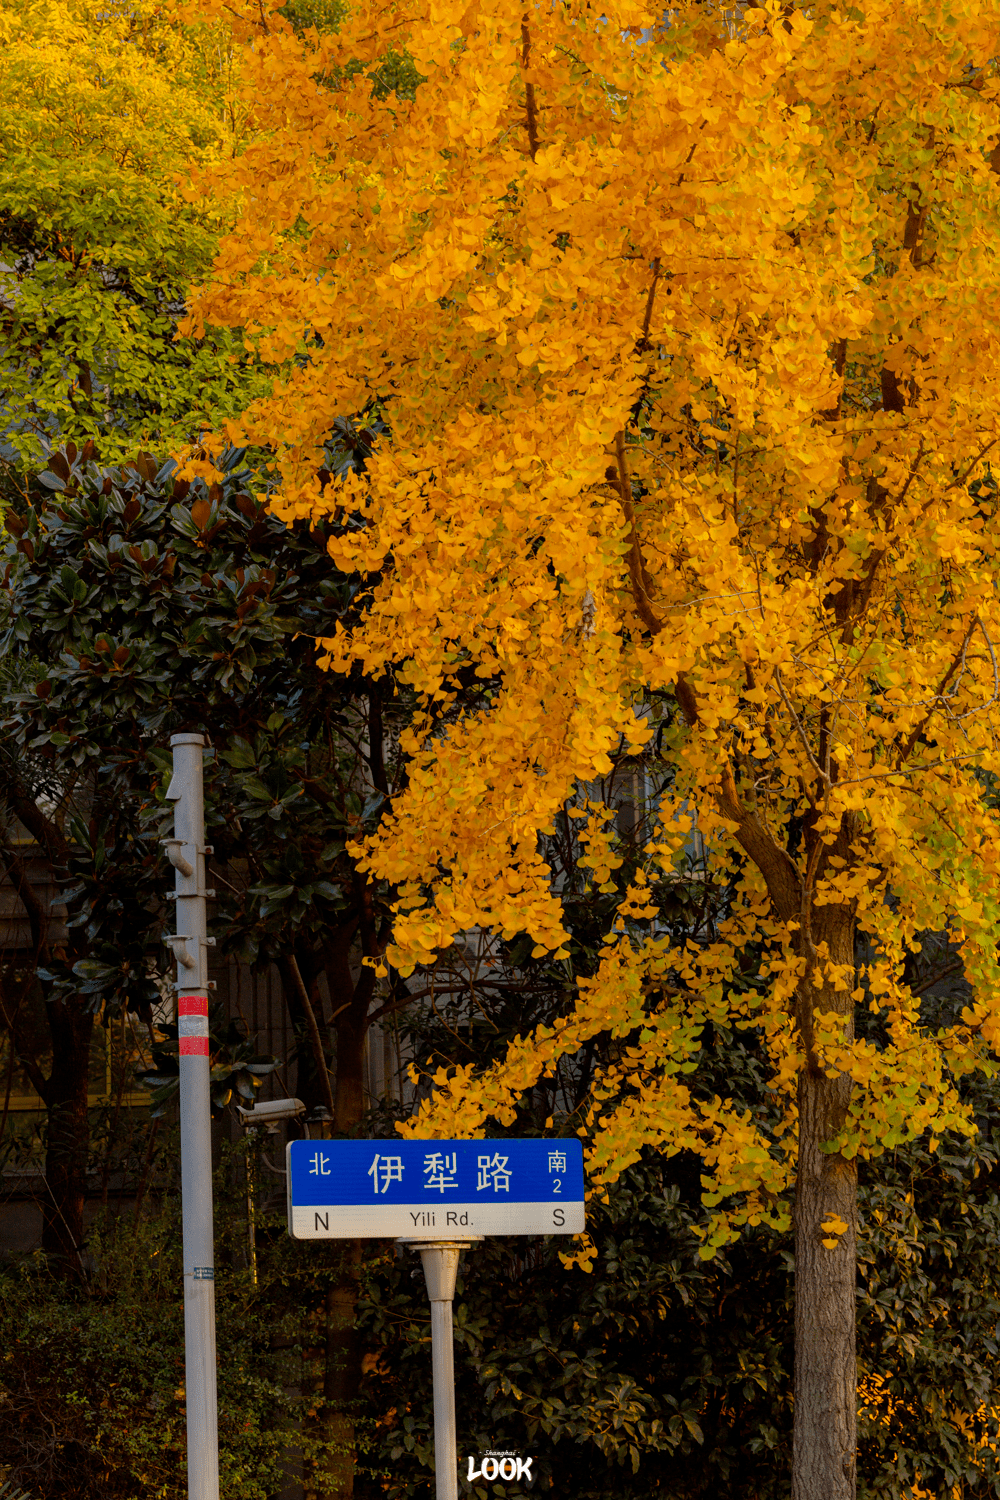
[896,614,998,764]
[774,668,831,801]
[0,844,49,958]
[521,17,540,161]
[286,952,336,1122]
[0,971,50,1103]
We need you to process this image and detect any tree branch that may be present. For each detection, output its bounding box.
[0,970,50,1103]
[614,429,662,639]
[0,766,71,869]
[716,762,802,925]
[0,846,48,960]
[895,613,980,766]
[368,684,389,797]
[521,17,540,161]
[286,951,336,1122]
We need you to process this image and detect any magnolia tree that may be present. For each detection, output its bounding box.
[171,0,1000,1492]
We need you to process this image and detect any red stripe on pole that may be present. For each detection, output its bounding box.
[179,1037,210,1056]
[178,996,209,1016]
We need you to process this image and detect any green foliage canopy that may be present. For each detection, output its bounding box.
[0,0,281,468]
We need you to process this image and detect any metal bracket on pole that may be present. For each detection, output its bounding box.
[163,934,197,969]
[397,1238,482,1500]
[167,732,220,1500]
[161,837,195,878]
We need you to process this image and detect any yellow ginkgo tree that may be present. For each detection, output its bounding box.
[172,0,1000,1492]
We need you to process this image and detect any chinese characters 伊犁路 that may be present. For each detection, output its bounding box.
[364,1151,518,1194]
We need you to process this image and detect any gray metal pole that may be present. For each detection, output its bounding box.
[402,1240,479,1500]
[166,732,220,1500]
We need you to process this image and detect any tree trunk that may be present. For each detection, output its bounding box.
[41,993,94,1275]
[310,974,376,1500]
[279,951,336,1122]
[333,983,370,1138]
[310,1238,363,1500]
[792,1055,857,1499]
[791,855,858,1500]
[299,935,378,1500]
[717,774,860,1498]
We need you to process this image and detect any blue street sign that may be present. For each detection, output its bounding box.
[286,1138,585,1239]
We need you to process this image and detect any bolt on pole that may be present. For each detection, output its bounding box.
[166,732,219,1500]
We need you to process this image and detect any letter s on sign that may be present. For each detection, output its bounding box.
[553,1208,565,1227]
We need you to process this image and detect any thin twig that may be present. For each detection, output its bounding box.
[288,953,336,1122]
[639,258,661,342]
[896,614,982,764]
[615,429,662,635]
[838,750,984,788]
[521,16,540,161]
[773,668,831,798]
[41,1173,88,1281]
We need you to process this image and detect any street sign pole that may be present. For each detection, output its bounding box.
[399,1239,482,1500]
[286,1138,585,1497]
[165,732,219,1500]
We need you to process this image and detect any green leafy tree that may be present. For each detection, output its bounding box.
[0,0,285,470]
[0,725,166,1269]
[0,432,408,1492]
